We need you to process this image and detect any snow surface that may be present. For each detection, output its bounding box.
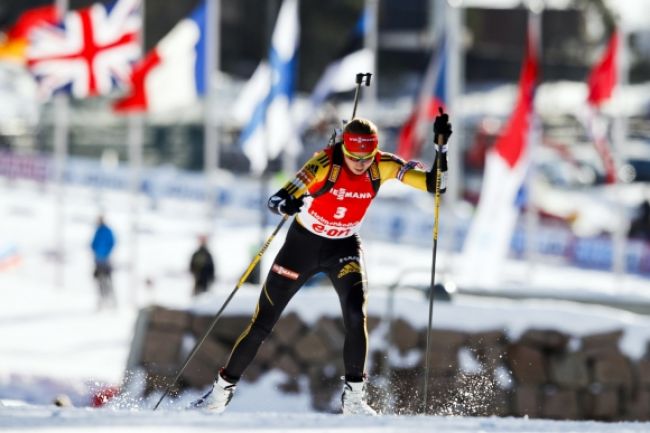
[2,179,650,431]
[2,406,650,433]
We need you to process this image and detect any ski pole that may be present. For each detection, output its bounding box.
[351,73,372,119]
[153,213,290,411]
[422,109,446,414]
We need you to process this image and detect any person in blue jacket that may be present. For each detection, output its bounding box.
[91,215,116,309]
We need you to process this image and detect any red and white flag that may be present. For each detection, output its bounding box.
[460,19,539,287]
[585,31,619,183]
[114,0,207,113]
[26,0,141,100]
[587,31,618,107]
[396,35,447,161]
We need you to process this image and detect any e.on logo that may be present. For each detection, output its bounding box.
[311,223,352,238]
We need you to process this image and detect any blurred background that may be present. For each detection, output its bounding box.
[1,0,649,280]
[2,0,650,418]
[0,0,650,320]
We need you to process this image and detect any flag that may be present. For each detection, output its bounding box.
[0,5,58,64]
[587,31,618,107]
[298,9,373,131]
[460,20,539,287]
[26,0,141,100]
[114,0,206,113]
[396,35,447,161]
[235,0,299,174]
[584,31,619,183]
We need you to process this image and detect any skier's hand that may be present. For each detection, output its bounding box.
[268,190,304,216]
[426,108,450,195]
[279,195,304,216]
[433,107,452,146]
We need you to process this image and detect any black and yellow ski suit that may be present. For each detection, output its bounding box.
[220,147,445,384]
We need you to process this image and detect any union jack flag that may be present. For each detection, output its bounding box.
[26,0,141,100]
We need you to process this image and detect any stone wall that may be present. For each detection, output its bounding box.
[127,306,650,419]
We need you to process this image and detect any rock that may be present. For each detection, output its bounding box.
[519,329,570,352]
[507,343,547,385]
[273,312,305,346]
[213,315,253,343]
[181,358,215,389]
[313,316,345,352]
[149,306,189,331]
[624,389,650,421]
[581,330,624,356]
[636,358,650,388]
[141,329,183,373]
[390,318,420,354]
[513,385,541,417]
[276,352,302,377]
[542,388,580,420]
[294,332,330,364]
[582,388,620,420]
[548,352,589,389]
[255,338,279,365]
[591,351,634,389]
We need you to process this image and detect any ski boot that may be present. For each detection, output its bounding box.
[341,380,377,415]
[189,371,236,413]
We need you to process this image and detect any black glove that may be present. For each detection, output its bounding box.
[433,108,452,145]
[280,195,304,215]
[268,189,304,216]
[426,108,450,194]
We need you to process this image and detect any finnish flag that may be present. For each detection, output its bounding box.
[234,0,300,174]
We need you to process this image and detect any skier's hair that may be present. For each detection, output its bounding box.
[344,118,378,135]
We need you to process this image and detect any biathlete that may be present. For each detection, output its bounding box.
[192,111,452,415]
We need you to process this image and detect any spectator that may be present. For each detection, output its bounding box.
[189,235,216,296]
[91,215,116,309]
[628,200,650,241]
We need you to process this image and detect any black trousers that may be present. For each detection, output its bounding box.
[222,220,369,383]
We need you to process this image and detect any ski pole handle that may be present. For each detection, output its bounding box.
[351,73,372,119]
[356,72,372,86]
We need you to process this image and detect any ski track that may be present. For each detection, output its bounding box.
[1,406,650,433]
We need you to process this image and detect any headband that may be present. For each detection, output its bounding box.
[342,132,379,153]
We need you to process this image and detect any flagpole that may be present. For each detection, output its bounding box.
[364,0,378,118]
[128,0,146,305]
[525,2,542,278]
[53,0,69,290]
[445,0,463,204]
[611,22,628,279]
[204,0,221,242]
[254,0,278,285]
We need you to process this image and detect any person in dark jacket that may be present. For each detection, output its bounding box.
[190,235,216,296]
[629,200,650,241]
[91,215,116,309]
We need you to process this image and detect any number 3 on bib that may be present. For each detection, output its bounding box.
[333,207,347,220]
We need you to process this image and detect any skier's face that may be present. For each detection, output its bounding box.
[343,152,374,175]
